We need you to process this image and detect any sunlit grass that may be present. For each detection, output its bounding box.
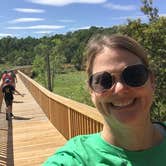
[53,71,94,107]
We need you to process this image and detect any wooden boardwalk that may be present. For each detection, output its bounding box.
[0,76,67,166]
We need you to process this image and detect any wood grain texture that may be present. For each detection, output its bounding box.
[0,75,67,166]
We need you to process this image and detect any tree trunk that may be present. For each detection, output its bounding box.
[45,53,52,91]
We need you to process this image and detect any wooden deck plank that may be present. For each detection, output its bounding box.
[0,75,67,166]
[0,99,9,166]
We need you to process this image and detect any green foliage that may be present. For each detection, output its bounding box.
[145,18,166,121]
[51,38,66,73]
[32,55,47,87]
[0,36,40,65]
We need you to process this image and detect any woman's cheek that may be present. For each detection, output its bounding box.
[91,93,110,116]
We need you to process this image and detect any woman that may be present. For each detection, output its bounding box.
[1,70,23,120]
[43,34,166,165]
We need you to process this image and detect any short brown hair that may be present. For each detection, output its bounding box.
[86,34,149,77]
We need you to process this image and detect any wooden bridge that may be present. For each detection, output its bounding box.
[0,71,103,166]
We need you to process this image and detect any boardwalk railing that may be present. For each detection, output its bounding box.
[18,71,103,140]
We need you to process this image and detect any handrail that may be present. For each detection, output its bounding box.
[18,71,103,140]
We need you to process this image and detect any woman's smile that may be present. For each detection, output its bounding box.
[111,98,135,108]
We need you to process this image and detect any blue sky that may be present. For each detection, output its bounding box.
[0,0,165,38]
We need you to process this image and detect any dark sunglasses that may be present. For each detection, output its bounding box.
[88,64,149,93]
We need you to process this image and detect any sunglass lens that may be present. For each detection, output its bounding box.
[90,72,113,92]
[123,64,149,87]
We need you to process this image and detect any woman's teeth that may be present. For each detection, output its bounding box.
[111,99,134,107]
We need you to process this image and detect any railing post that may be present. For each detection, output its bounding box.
[68,108,72,139]
[48,97,51,120]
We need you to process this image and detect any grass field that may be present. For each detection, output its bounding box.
[53,71,94,107]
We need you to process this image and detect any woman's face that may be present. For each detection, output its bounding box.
[90,47,155,125]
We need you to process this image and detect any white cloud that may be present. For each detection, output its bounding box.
[103,2,136,11]
[71,26,91,31]
[7,25,65,30]
[159,13,166,17]
[0,33,13,37]
[9,18,44,23]
[111,15,146,20]
[14,8,45,13]
[58,19,75,23]
[77,26,91,30]
[34,31,53,34]
[26,0,107,6]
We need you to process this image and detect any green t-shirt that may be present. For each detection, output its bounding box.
[43,122,166,166]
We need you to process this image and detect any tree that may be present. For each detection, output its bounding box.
[140,0,159,22]
[32,42,52,90]
[32,54,47,86]
[50,38,66,89]
[143,18,166,121]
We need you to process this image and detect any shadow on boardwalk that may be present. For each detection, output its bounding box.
[0,103,14,166]
[0,75,67,165]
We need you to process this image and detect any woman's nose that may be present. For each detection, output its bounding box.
[113,81,128,94]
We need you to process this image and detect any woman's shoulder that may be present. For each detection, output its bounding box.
[43,133,101,166]
[62,133,100,148]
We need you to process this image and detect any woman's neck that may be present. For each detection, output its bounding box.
[101,121,164,151]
